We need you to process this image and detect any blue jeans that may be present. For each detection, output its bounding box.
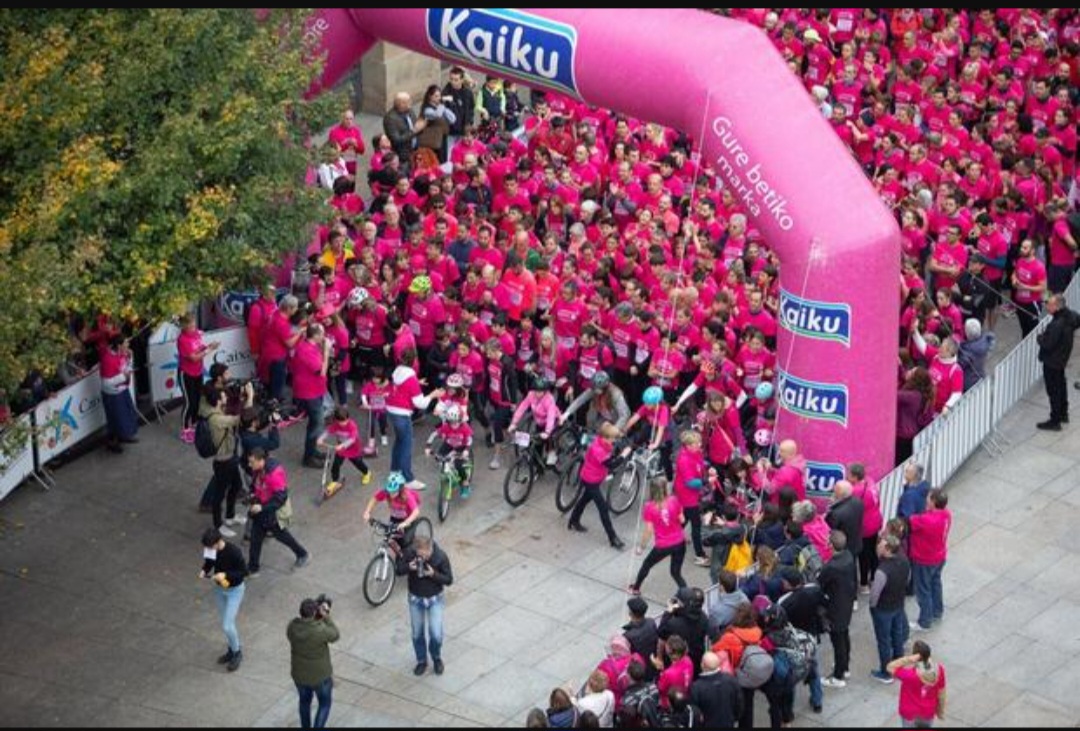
[298,397,325,461]
[807,649,823,709]
[408,592,444,664]
[296,676,333,729]
[389,413,414,482]
[213,583,245,653]
[269,359,288,402]
[913,562,944,628]
[870,607,908,673]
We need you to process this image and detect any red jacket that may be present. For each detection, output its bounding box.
[909,508,951,565]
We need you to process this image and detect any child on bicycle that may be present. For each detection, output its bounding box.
[433,373,470,423]
[425,404,474,497]
[359,365,391,454]
[317,406,373,495]
[508,375,561,466]
[362,471,422,555]
[622,386,675,480]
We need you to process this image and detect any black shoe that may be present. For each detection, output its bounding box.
[294,554,310,569]
[610,537,626,551]
[120,437,140,444]
[1063,415,1070,424]
[227,650,243,672]
[812,705,823,714]
[1037,419,1062,431]
[568,522,587,533]
[217,648,235,665]
[484,431,494,448]
[433,659,444,675]
[413,662,427,676]
[106,442,123,454]
[247,567,259,578]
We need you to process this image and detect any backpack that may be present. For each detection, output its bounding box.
[724,535,753,574]
[794,542,824,584]
[193,416,219,459]
[770,624,816,686]
[735,641,774,689]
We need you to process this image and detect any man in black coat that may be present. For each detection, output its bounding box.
[623,597,660,681]
[1037,294,1080,430]
[818,531,857,687]
[658,586,709,678]
[690,651,742,728]
[775,569,826,714]
[441,66,475,140]
[383,92,427,170]
[825,481,864,561]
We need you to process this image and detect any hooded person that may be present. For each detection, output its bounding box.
[595,634,643,709]
[658,586,709,677]
[958,318,996,391]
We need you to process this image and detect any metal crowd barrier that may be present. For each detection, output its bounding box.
[877,270,1080,521]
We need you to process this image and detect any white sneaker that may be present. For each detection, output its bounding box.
[406,480,426,492]
[853,600,859,612]
[218,525,237,538]
[545,452,558,466]
[226,516,246,526]
[909,621,929,633]
[843,671,852,680]
[380,435,389,447]
[489,455,501,470]
[821,677,847,689]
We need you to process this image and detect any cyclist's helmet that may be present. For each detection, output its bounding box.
[347,287,369,308]
[443,404,463,425]
[446,373,465,389]
[384,471,407,495]
[591,371,611,391]
[755,382,775,401]
[642,386,664,406]
[408,275,432,295]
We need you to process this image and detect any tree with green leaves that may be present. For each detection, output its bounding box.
[0,8,342,397]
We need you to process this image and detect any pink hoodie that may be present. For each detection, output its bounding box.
[510,391,560,436]
[851,478,884,538]
[803,515,834,562]
[909,508,952,565]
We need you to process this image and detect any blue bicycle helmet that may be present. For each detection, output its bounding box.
[755,382,774,401]
[642,386,663,406]
[384,471,406,495]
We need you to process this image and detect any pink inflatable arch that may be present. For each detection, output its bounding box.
[308,8,900,489]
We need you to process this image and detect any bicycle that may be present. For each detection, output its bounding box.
[554,427,594,513]
[503,421,582,508]
[432,450,471,523]
[362,517,434,607]
[605,446,663,515]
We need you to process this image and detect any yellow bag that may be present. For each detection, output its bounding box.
[724,538,753,574]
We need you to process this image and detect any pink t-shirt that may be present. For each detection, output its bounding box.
[928,358,962,413]
[374,488,421,521]
[673,448,706,509]
[407,294,447,347]
[896,664,946,723]
[1013,257,1046,305]
[326,419,361,459]
[177,330,206,377]
[261,311,295,362]
[645,496,686,549]
[289,339,326,400]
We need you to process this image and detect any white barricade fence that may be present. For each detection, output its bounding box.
[0,414,36,501]
[928,377,993,488]
[991,319,1049,424]
[33,368,107,466]
[148,326,255,404]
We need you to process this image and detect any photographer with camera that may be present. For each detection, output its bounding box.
[399,535,453,677]
[287,595,339,729]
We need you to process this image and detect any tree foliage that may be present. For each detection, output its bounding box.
[0,9,342,392]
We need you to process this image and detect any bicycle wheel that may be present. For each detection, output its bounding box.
[606,460,642,515]
[555,457,584,513]
[362,551,396,607]
[413,516,434,543]
[437,472,452,523]
[503,454,535,507]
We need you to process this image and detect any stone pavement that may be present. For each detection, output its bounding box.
[3,362,1080,729]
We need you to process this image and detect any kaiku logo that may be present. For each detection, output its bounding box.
[779,289,852,347]
[428,8,579,98]
[777,370,849,427]
[806,461,845,498]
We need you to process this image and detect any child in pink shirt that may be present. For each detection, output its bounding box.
[359,366,391,453]
[317,407,372,491]
[509,377,562,465]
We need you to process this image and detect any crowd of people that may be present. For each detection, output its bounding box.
[166,6,1080,727]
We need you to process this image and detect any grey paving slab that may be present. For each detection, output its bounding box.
[991,692,1077,728]
[456,661,564,718]
[974,634,1070,694]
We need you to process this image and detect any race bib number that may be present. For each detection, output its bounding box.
[409,320,421,336]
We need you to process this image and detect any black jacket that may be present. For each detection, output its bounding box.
[623,618,660,681]
[818,551,857,630]
[383,108,419,162]
[441,82,475,136]
[690,671,743,728]
[400,542,453,598]
[1037,307,1080,369]
[777,584,826,638]
[825,496,865,557]
[201,541,248,588]
[658,597,709,677]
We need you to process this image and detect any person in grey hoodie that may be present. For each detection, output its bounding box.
[958,319,996,391]
[706,569,749,641]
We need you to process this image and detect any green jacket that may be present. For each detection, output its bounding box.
[287,616,339,686]
[199,400,239,461]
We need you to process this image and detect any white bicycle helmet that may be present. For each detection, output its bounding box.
[347,287,369,308]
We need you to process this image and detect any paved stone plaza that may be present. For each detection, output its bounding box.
[2,361,1080,728]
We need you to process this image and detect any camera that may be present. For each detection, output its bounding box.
[314,593,332,619]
